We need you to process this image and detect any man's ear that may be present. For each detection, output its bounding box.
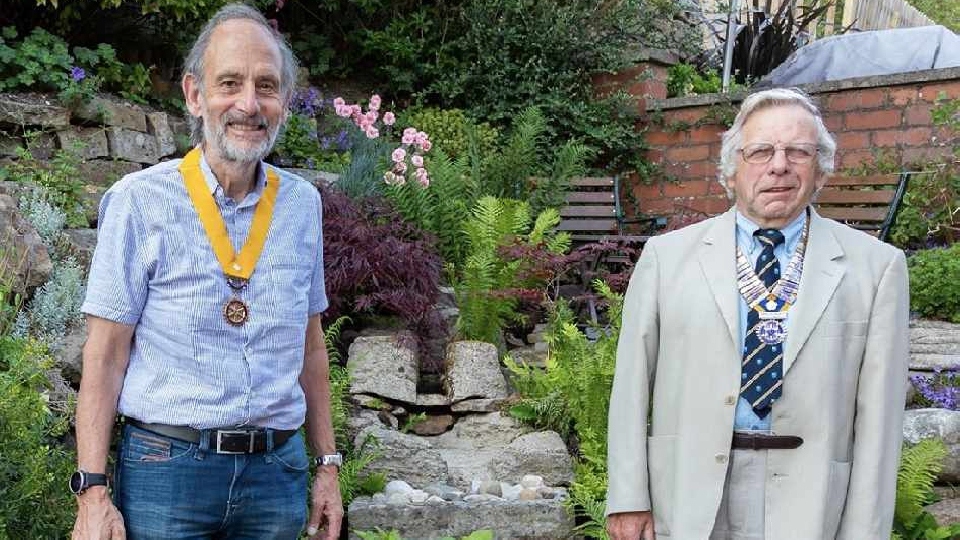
[182,74,203,118]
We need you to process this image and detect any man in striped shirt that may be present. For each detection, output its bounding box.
[70,4,342,539]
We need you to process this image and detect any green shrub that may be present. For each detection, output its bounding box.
[892,439,960,539]
[889,165,959,250]
[14,257,85,343]
[0,336,76,539]
[666,63,725,98]
[454,196,569,344]
[398,108,498,161]
[908,243,960,323]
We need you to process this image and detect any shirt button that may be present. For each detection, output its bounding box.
[715,453,728,464]
[724,395,736,405]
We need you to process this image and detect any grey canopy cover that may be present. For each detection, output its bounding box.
[758,25,960,87]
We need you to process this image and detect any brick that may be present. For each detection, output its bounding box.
[902,147,954,167]
[904,104,933,126]
[688,125,725,144]
[633,182,662,201]
[836,131,870,151]
[708,180,729,196]
[839,149,876,169]
[889,88,919,107]
[664,108,707,126]
[645,130,686,146]
[845,110,901,130]
[685,160,720,178]
[822,114,843,133]
[639,198,676,214]
[665,145,711,162]
[918,82,960,103]
[662,161,689,177]
[643,148,664,163]
[826,90,883,111]
[685,196,731,215]
[662,179,709,198]
[872,127,933,148]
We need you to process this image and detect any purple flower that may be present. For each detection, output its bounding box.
[911,370,960,410]
[335,129,350,151]
[70,66,86,82]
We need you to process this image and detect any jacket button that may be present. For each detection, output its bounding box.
[715,453,728,464]
[724,395,736,405]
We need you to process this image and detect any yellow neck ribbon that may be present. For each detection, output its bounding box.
[179,147,280,280]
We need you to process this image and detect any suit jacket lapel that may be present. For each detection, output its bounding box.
[698,209,741,350]
[783,209,845,374]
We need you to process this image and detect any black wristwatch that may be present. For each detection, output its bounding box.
[69,470,109,495]
[313,452,343,468]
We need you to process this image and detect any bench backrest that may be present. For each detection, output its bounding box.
[814,172,914,240]
[557,176,623,242]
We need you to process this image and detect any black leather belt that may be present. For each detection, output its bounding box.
[127,418,296,454]
[731,433,803,450]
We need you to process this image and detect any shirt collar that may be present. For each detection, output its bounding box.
[197,147,268,206]
[735,207,807,252]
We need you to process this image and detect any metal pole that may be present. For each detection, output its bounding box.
[722,0,741,92]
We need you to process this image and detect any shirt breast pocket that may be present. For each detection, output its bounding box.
[261,261,312,321]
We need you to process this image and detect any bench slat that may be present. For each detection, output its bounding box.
[827,174,901,186]
[557,218,619,232]
[560,205,618,217]
[815,189,895,205]
[816,206,889,222]
[569,176,616,187]
[566,192,617,203]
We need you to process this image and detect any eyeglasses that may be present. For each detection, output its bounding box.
[739,143,819,164]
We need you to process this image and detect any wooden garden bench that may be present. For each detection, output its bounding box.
[556,176,666,246]
[814,171,924,242]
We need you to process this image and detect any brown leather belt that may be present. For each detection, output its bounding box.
[127,418,296,454]
[731,432,803,450]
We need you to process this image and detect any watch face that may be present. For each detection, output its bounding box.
[69,471,84,494]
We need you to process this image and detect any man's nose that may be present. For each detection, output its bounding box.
[235,83,260,115]
[769,148,790,172]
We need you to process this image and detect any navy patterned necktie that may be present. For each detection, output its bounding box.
[740,228,786,418]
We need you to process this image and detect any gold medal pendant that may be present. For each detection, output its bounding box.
[223,297,249,326]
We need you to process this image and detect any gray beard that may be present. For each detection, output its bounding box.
[206,117,280,164]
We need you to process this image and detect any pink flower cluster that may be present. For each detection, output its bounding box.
[384,128,431,187]
[333,94,396,139]
[333,94,431,188]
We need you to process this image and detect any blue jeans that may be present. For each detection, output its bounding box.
[114,423,308,540]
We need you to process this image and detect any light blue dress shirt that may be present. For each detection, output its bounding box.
[82,151,327,430]
[733,210,807,432]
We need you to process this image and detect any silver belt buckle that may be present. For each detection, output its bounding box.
[216,430,256,454]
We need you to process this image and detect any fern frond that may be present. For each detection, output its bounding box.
[895,438,947,527]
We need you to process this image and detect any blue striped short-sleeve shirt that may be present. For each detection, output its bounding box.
[82,151,327,430]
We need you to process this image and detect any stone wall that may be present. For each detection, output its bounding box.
[0,93,189,227]
[610,66,960,229]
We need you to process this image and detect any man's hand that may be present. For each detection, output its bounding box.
[305,467,343,539]
[607,511,656,540]
[72,488,125,540]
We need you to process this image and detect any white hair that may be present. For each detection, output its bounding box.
[717,87,836,196]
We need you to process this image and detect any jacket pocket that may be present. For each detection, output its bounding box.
[648,435,677,537]
[823,460,852,538]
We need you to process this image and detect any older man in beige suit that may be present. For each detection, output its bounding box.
[606,87,909,540]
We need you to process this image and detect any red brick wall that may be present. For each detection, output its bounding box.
[622,74,959,230]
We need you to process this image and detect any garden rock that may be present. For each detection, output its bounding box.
[410,414,455,436]
[55,324,86,384]
[488,431,575,487]
[146,112,177,157]
[347,333,418,404]
[77,159,142,188]
[0,136,22,158]
[0,94,70,128]
[56,127,109,159]
[924,498,960,527]
[450,398,505,413]
[508,345,548,369]
[0,193,53,291]
[355,425,449,488]
[444,341,509,402]
[348,496,575,540]
[106,127,159,165]
[903,408,960,483]
[74,97,147,132]
[909,320,960,372]
[62,228,98,270]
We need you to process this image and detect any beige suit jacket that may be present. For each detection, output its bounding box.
[606,208,910,540]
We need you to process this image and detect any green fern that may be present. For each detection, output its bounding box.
[529,140,591,215]
[891,438,960,539]
[479,106,546,198]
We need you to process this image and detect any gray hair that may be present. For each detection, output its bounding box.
[717,87,836,195]
[183,2,299,145]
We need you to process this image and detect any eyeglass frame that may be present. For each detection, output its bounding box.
[737,142,820,165]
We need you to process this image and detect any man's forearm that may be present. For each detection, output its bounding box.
[76,317,133,474]
[300,316,337,456]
